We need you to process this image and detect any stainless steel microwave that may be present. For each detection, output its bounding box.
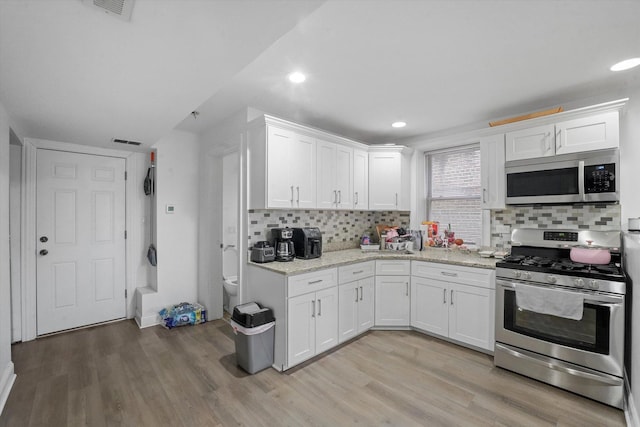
[505,149,619,205]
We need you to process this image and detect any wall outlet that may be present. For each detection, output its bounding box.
[166,204,175,214]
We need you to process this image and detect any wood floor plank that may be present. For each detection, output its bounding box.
[1,320,627,427]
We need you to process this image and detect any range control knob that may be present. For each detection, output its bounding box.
[574,278,584,288]
[513,271,522,279]
[547,275,557,284]
[589,280,599,290]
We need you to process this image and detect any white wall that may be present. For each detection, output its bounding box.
[136,130,201,325]
[0,101,17,414]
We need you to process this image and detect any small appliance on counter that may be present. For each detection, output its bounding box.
[250,241,275,263]
[272,227,295,262]
[292,227,322,259]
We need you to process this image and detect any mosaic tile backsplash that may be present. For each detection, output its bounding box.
[248,210,410,252]
[490,204,621,249]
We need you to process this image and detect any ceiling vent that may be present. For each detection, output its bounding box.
[84,0,135,21]
[112,138,142,146]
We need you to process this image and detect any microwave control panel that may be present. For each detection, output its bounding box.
[584,163,615,193]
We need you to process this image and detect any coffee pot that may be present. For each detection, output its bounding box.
[272,227,295,262]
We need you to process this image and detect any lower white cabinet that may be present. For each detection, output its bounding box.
[287,286,338,367]
[411,261,495,351]
[338,276,374,343]
[375,275,410,327]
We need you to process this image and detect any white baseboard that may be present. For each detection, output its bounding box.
[627,390,640,427]
[134,310,160,329]
[0,362,16,416]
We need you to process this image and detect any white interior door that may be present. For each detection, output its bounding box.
[36,149,126,335]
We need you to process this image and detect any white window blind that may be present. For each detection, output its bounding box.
[426,146,481,244]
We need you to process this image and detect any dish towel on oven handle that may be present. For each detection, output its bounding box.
[514,283,585,320]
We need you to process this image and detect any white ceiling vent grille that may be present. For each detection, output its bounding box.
[84,0,135,21]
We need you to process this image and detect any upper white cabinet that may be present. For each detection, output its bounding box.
[505,111,619,161]
[317,140,353,209]
[368,147,412,211]
[480,134,506,209]
[353,149,369,209]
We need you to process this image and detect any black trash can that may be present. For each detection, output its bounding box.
[230,302,275,374]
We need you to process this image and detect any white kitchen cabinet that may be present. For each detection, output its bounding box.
[287,285,338,366]
[554,111,619,155]
[505,124,555,161]
[353,149,369,209]
[505,111,620,161]
[338,276,374,343]
[375,260,410,327]
[368,147,411,211]
[411,261,495,351]
[317,140,353,209]
[480,133,505,209]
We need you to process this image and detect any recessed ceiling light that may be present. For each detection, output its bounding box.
[288,71,306,83]
[391,121,406,128]
[610,58,640,71]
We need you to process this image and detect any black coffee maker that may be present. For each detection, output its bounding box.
[272,227,295,262]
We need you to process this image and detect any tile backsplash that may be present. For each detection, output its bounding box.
[248,209,410,251]
[490,203,621,248]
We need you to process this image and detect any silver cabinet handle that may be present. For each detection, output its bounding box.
[482,188,487,203]
[318,298,322,316]
[450,289,454,305]
[312,300,316,318]
[406,282,409,296]
[395,193,398,207]
[556,128,562,150]
[352,270,363,275]
[333,190,337,204]
[291,186,294,203]
[545,132,552,152]
[355,192,358,205]
[360,286,363,301]
[355,288,359,302]
[296,186,300,204]
[308,279,323,285]
[443,288,446,304]
[338,190,341,204]
[441,271,458,277]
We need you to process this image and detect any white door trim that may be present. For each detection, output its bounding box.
[21,138,142,341]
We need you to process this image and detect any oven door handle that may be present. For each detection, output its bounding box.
[497,344,623,386]
[497,280,624,305]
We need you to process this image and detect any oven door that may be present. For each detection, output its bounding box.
[495,279,624,376]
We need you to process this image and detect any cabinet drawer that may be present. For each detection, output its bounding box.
[288,268,338,298]
[411,261,494,289]
[375,260,411,276]
[339,261,375,284]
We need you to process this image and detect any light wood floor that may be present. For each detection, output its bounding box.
[0,319,626,426]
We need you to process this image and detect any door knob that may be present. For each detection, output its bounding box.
[39,249,48,256]
[40,236,48,243]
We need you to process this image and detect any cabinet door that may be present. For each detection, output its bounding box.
[315,287,339,354]
[374,276,410,326]
[410,276,448,337]
[505,124,555,161]
[448,283,493,351]
[357,276,375,333]
[287,292,316,366]
[353,149,369,209]
[480,134,505,209]
[555,111,619,155]
[338,281,359,343]
[316,140,337,209]
[267,126,295,208]
[291,133,316,208]
[335,145,353,209]
[369,151,401,210]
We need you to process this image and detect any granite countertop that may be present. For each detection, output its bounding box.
[249,248,498,275]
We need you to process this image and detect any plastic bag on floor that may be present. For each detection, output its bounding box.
[159,302,207,329]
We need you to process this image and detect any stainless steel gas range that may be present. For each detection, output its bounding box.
[494,228,626,408]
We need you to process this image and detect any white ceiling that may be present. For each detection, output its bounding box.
[2,0,640,149]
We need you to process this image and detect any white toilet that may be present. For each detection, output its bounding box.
[223,246,239,313]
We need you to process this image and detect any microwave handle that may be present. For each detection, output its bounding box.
[578,160,585,201]
[496,279,624,305]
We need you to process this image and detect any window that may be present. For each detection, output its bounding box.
[425,146,481,244]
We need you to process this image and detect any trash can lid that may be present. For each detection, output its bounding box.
[232,302,274,327]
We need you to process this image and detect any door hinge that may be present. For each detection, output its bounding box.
[124,230,127,239]
[125,289,128,298]
[124,171,127,180]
